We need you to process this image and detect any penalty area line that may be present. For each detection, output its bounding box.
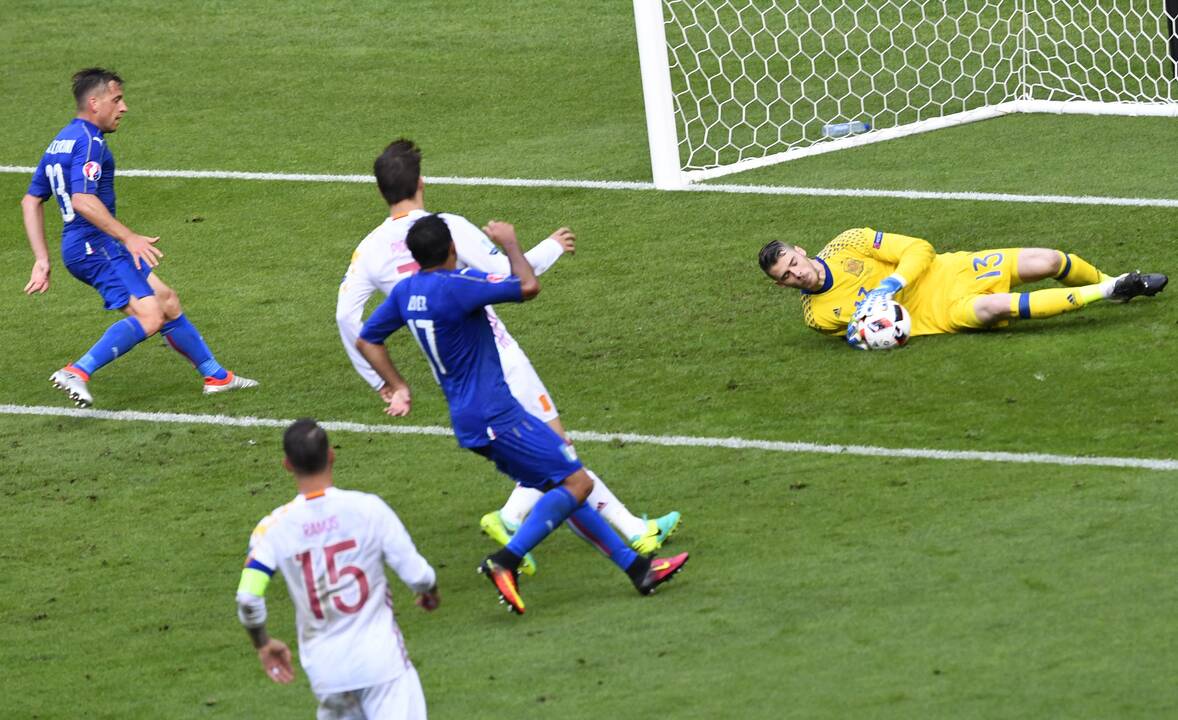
[2,164,1177,209]
[2,403,1176,471]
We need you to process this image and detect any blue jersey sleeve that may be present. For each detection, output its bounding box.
[451,268,523,313]
[68,135,104,195]
[360,294,407,344]
[27,157,51,198]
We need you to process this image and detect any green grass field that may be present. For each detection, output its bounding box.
[3,2,1178,718]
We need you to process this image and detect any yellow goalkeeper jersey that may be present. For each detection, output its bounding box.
[800,228,1017,336]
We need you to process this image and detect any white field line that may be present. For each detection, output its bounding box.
[2,165,1177,209]
[2,403,1175,471]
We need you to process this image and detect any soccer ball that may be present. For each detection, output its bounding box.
[854,300,911,350]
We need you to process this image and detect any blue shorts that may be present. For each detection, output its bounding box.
[471,415,583,489]
[64,240,154,310]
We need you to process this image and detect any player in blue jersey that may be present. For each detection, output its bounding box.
[356,214,688,614]
[19,68,257,407]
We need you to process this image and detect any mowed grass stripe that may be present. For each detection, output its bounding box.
[4,403,1175,471]
[3,164,1178,208]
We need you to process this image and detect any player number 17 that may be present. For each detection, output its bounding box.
[407,318,448,380]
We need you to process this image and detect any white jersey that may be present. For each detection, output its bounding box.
[336,208,565,391]
[245,487,436,695]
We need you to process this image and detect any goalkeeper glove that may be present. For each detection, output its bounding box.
[845,320,866,350]
[861,275,905,306]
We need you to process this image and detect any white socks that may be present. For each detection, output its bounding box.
[584,469,648,539]
[498,485,543,529]
[498,469,648,539]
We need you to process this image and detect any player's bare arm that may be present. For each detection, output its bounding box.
[355,338,412,416]
[237,587,296,684]
[20,194,51,294]
[548,227,575,255]
[70,192,162,269]
[483,220,539,299]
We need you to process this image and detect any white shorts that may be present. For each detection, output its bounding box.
[498,343,558,423]
[315,666,426,720]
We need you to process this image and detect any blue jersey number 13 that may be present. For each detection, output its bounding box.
[45,163,76,222]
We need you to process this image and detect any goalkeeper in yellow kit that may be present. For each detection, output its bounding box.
[757,228,1167,346]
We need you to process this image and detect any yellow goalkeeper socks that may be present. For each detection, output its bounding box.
[1010,286,1102,319]
[1054,251,1109,286]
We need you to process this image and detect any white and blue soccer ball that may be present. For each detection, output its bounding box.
[854,300,911,350]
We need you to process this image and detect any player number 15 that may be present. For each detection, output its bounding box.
[295,539,369,620]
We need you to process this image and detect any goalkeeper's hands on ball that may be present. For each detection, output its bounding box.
[856,274,905,312]
[845,319,866,350]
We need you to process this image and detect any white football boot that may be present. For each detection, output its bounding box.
[50,368,93,408]
[202,371,259,395]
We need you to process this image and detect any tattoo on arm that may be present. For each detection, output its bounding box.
[245,624,270,649]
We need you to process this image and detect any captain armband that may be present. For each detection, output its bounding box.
[235,560,274,628]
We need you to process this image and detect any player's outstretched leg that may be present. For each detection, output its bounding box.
[479,509,537,576]
[564,503,690,597]
[50,316,150,407]
[484,477,684,564]
[997,269,1168,325]
[158,315,259,394]
[581,469,683,553]
[476,484,582,614]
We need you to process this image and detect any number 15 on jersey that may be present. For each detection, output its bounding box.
[295,539,369,619]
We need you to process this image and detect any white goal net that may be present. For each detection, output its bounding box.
[633,0,1178,187]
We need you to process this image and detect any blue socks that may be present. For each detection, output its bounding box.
[505,485,638,573]
[74,317,148,376]
[71,314,227,381]
[506,485,578,558]
[161,314,227,379]
[568,503,639,571]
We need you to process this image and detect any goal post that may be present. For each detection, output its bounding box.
[633,0,1178,189]
[633,0,686,188]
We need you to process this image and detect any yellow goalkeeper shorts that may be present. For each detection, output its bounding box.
[905,248,1022,334]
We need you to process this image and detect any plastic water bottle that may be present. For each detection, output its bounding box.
[822,120,871,138]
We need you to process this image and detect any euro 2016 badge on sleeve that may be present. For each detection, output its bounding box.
[82,161,102,182]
